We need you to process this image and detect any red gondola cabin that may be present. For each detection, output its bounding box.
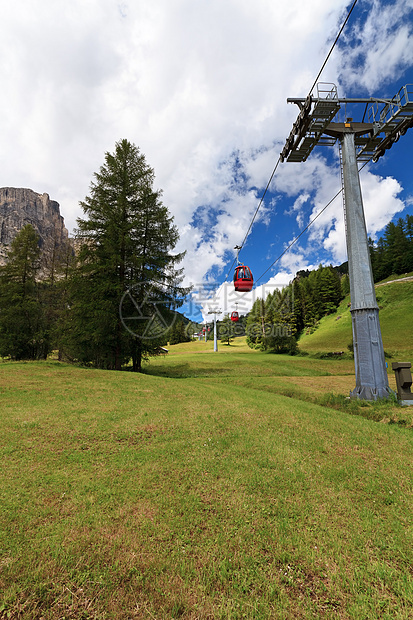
[233,265,253,292]
[230,311,239,322]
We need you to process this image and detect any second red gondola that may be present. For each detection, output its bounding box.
[230,311,239,322]
[233,265,253,292]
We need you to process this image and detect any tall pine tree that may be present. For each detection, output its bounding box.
[0,224,50,360]
[64,139,189,371]
[219,315,236,345]
[369,214,413,282]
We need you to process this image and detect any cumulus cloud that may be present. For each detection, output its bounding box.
[197,271,296,323]
[314,167,405,264]
[0,0,412,315]
[337,0,413,93]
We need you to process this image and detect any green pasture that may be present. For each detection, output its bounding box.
[297,277,413,358]
[1,342,413,619]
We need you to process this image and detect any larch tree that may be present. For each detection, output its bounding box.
[0,224,50,360]
[219,315,236,345]
[64,139,189,371]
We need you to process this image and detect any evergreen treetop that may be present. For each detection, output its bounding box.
[64,139,190,371]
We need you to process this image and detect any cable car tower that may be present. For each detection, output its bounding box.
[281,83,413,400]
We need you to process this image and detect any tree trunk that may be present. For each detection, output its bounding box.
[132,342,142,372]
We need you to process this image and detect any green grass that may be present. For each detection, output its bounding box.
[374,271,413,284]
[298,278,413,358]
[1,351,413,619]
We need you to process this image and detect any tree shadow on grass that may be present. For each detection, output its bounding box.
[143,364,229,379]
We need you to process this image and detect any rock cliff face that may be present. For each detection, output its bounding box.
[0,187,71,268]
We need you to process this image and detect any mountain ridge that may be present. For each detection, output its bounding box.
[0,187,71,270]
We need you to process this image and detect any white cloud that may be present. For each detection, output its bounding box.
[280,246,318,275]
[197,271,295,323]
[317,168,405,263]
[0,0,347,220]
[0,0,412,312]
[285,193,311,228]
[337,0,413,92]
[361,171,406,236]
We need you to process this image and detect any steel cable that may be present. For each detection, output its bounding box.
[221,0,360,286]
[219,0,357,290]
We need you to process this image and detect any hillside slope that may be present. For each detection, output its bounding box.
[297,276,413,357]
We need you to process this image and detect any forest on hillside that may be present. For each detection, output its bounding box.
[0,158,411,367]
[369,214,413,282]
[226,214,413,354]
[244,265,344,354]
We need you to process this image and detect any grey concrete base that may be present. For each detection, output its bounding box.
[350,385,394,401]
[350,307,392,400]
[400,400,413,406]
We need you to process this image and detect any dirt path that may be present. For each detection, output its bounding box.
[376,275,413,286]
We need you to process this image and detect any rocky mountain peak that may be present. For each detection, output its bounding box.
[0,187,71,270]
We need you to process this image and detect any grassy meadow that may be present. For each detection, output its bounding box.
[298,276,413,358]
[1,328,413,619]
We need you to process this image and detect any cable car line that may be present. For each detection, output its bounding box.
[254,159,370,286]
[255,189,342,286]
[239,158,282,251]
[223,156,281,284]
[222,0,359,291]
[308,0,359,98]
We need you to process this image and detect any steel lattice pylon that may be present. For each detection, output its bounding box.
[281,83,413,400]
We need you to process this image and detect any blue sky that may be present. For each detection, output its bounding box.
[181,0,413,322]
[0,0,412,323]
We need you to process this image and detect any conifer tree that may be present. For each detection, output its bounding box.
[246,298,266,348]
[291,279,305,334]
[299,275,318,330]
[219,315,235,345]
[406,214,413,271]
[0,225,50,359]
[341,273,350,296]
[64,139,189,371]
[168,318,191,345]
[369,214,413,282]
[317,265,342,315]
[44,239,76,361]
